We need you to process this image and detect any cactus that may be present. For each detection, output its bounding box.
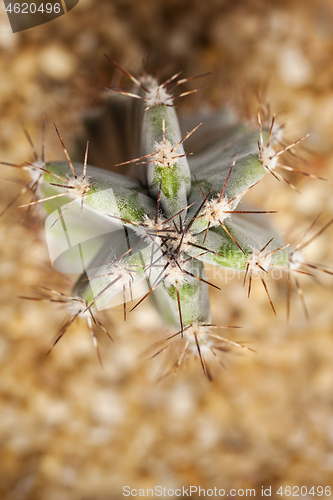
[2,60,332,378]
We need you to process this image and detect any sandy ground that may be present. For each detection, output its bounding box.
[1,0,333,498]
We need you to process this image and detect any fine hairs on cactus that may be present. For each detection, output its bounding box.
[3,58,333,379]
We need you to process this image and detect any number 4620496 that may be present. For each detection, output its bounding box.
[277,486,331,496]
[5,3,61,14]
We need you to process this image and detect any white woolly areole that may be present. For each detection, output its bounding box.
[202,196,231,226]
[66,297,90,318]
[142,214,166,232]
[106,261,134,288]
[145,85,174,107]
[259,146,279,172]
[247,249,272,276]
[164,259,188,287]
[24,159,44,185]
[153,139,178,168]
[67,174,91,199]
[289,249,305,271]
[271,122,284,146]
[184,323,211,348]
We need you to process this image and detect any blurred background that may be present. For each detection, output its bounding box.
[1,0,333,498]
